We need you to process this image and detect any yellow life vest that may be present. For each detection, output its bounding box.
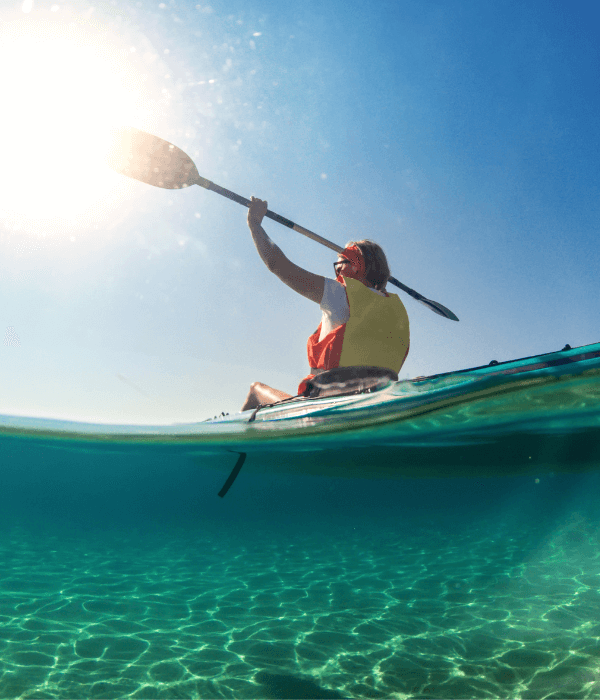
[339,277,410,372]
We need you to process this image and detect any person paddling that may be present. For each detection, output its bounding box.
[241,196,410,411]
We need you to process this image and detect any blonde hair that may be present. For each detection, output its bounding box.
[347,239,390,291]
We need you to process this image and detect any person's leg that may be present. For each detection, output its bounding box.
[241,382,292,411]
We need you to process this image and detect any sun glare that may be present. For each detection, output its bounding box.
[0,16,151,234]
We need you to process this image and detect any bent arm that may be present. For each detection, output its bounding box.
[247,197,325,304]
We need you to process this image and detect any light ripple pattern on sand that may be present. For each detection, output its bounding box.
[2,516,600,699]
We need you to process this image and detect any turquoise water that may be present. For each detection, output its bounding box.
[3,465,600,698]
[1,364,600,698]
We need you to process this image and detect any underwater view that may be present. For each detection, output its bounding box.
[2,384,600,699]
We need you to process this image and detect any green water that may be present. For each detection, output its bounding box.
[2,475,600,699]
[1,360,600,698]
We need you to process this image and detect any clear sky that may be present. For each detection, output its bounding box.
[0,0,598,424]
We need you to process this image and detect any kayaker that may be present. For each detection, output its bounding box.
[241,196,410,410]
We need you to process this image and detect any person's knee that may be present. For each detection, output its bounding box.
[250,382,267,393]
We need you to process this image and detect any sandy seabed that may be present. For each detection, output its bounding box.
[1,512,600,699]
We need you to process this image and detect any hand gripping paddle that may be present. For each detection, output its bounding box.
[107,126,459,321]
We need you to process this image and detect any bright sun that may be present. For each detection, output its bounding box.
[0,16,150,234]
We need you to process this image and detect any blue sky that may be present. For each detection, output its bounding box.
[0,0,598,423]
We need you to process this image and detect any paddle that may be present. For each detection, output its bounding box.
[107,126,459,321]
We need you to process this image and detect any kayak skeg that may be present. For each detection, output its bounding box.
[0,342,599,494]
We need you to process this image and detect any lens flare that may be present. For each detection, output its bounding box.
[0,16,152,234]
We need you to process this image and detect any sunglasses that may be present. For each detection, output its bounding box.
[333,258,355,275]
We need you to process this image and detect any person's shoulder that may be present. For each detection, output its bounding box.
[325,277,346,294]
[321,277,348,310]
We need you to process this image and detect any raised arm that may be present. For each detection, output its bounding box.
[247,197,325,304]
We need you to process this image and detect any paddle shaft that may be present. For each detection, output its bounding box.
[196,176,338,250]
[195,176,458,319]
[107,126,458,319]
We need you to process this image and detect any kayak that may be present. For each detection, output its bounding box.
[1,342,599,493]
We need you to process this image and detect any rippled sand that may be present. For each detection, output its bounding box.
[2,513,600,699]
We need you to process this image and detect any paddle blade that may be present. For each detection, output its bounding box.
[418,298,459,321]
[107,126,200,189]
[388,276,459,321]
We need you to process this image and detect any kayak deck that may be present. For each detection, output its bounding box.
[0,341,598,442]
[0,342,598,482]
